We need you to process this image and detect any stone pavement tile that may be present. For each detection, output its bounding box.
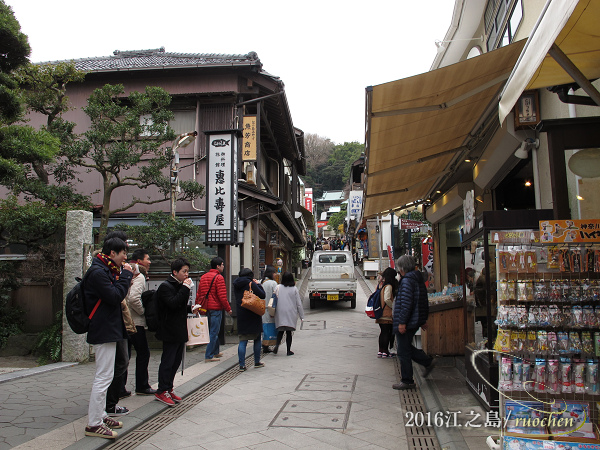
[302,429,373,448]
[350,429,407,450]
[247,440,294,450]
[259,426,335,449]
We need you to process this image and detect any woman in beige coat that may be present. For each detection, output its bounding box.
[376,267,398,358]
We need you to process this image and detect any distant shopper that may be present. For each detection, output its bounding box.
[125,249,156,396]
[261,265,278,354]
[376,267,398,358]
[233,268,266,371]
[392,255,435,390]
[195,257,231,362]
[154,258,199,406]
[84,238,133,439]
[273,272,305,356]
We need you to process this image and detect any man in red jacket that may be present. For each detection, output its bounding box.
[196,257,231,362]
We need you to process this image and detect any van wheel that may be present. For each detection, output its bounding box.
[350,297,356,309]
[310,298,316,309]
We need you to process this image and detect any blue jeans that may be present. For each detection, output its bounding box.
[238,338,261,368]
[395,329,432,384]
[205,310,222,359]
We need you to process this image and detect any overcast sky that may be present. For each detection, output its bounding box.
[8,0,455,145]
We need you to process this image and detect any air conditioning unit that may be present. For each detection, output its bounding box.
[245,163,256,185]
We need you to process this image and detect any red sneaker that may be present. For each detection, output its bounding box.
[169,390,182,403]
[154,391,175,406]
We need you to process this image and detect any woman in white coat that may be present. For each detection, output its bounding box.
[274,272,305,355]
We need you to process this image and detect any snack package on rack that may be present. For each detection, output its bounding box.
[538,306,550,326]
[526,330,537,353]
[562,306,573,327]
[523,359,535,392]
[573,359,586,393]
[571,305,583,328]
[558,331,570,354]
[536,330,548,355]
[499,251,510,273]
[495,305,509,326]
[500,356,513,391]
[582,331,594,354]
[528,306,539,326]
[548,332,558,355]
[549,280,561,302]
[572,249,582,273]
[517,280,533,301]
[498,280,510,302]
[548,305,562,327]
[510,331,521,353]
[560,279,570,302]
[560,358,572,393]
[495,328,511,353]
[569,279,581,302]
[585,248,595,272]
[517,305,528,328]
[534,358,546,393]
[526,250,536,273]
[595,332,600,357]
[547,359,559,394]
[586,359,598,395]
[534,280,548,302]
[517,251,527,272]
[559,248,571,272]
[569,331,582,353]
[583,305,596,328]
[512,358,524,391]
[547,246,560,270]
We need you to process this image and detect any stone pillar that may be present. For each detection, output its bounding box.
[62,210,93,362]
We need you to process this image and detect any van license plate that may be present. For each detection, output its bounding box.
[327,294,338,301]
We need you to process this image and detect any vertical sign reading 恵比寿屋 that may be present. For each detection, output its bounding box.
[241,116,257,161]
[206,131,238,245]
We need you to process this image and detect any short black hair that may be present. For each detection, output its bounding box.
[263,265,276,280]
[171,258,190,273]
[210,257,224,269]
[131,249,149,261]
[239,267,254,279]
[102,238,128,256]
[281,272,295,287]
[104,230,127,243]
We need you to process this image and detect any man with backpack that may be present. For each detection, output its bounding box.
[195,257,231,362]
[125,249,156,396]
[83,237,133,439]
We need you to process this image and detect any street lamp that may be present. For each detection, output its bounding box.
[170,131,197,219]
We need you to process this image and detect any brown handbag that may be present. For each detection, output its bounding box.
[241,282,265,316]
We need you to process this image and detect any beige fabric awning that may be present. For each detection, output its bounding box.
[364,41,526,218]
[499,0,600,123]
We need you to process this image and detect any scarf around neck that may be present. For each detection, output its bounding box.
[97,253,121,277]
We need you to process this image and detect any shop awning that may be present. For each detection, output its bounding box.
[499,0,600,123]
[364,41,525,218]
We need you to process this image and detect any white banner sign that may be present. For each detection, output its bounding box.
[206,131,238,244]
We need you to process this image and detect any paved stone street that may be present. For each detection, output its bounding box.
[0,270,495,449]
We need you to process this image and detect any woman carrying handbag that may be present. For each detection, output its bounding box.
[376,267,398,358]
[233,268,266,371]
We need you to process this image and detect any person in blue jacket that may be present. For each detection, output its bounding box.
[84,237,133,439]
[392,255,436,390]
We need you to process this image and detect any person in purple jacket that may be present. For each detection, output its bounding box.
[392,255,436,390]
[83,238,133,439]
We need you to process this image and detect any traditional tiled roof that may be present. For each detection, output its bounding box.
[316,191,346,202]
[39,47,263,73]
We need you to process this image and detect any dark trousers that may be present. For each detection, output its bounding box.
[378,323,394,353]
[158,341,184,393]
[395,329,432,384]
[106,339,129,411]
[127,326,152,392]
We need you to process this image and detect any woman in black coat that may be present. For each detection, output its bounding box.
[233,268,266,371]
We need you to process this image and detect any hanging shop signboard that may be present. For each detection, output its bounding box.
[205,130,239,245]
[540,219,600,243]
[241,116,257,161]
[349,190,363,218]
[399,219,424,230]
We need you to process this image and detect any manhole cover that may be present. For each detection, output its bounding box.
[296,374,357,392]
[269,400,351,429]
[300,320,326,330]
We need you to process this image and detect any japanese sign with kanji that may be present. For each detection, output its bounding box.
[540,219,600,243]
[241,116,257,161]
[206,131,238,244]
[349,190,362,218]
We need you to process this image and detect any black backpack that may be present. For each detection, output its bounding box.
[65,266,101,334]
[141,289,158,332]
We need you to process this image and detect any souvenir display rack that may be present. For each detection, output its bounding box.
[494,228,600,447]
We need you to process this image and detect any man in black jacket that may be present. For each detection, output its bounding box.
[84,238,133,439]
[154,258,199,406]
